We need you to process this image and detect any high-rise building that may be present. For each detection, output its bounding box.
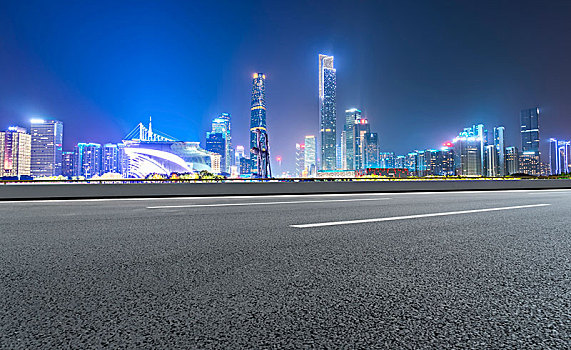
[250,73,267,172]
[485,145,499,177]
[0,126,32,178]
[364,132,379,168]
[453,125,486,176]
[353,117,370,170]
[61,151,74,178]
[340,131,347,169]
[212,113,232,172]
[344,108,361,170]
[74,143,102,178]
[520,107,541,175]
[239,157,252,175]
[207,115,231,173]
[549,139,571,175]
[405,152,418,176]
[304,135,317,177]
[379,152,395,168]
[205,132,226,173]
[424,150,439,176]
[395,155,405,169]
[103,144,121,174]
[439,147,455,176]
[505,147,520,175]
[319,54,337,170]
[493,126,505,176]
[234,145,245,167]
[30,119,63,177]
[295,143,305,177]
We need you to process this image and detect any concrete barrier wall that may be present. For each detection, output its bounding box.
[1,179,571,200]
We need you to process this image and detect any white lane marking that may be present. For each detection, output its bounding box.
[147,197,391,209]
[290,203,551,228]
[528,190,571,194]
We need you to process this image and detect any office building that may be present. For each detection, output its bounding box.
[344,108,361,170]
[364,132,379,168]
[235,145,245,166]
[205,132,226,173]
[379,152,395,168]
[493,126,505,176]
[319,54,337,170]
[439,146,455,176]
[353,117,370,170]
[250,73,267,172]
[520,107,541,175]
[212,113,232,172]
[74,143,102,178]
[103,144,121,174]
[61,151,74,178]
[30,119,63,177]
[405,152,417,176]
[239,157,252,175]
[304,135,317,177]
[505,147,520,175]
[0,126,32,178]
[549,139,570,175]
[295,143,305,177]
[453,125,486,176]
[395,155,405,169]
[485,145,499,177]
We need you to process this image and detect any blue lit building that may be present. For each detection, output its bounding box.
[319,54,337,170]
[250,73,267,173]
[74,143,102,178]
[520,107,541,176]
[30,119,63,177]
[549,138,570,175]
[344,108,361,170]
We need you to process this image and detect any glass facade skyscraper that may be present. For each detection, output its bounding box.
[344,108,361,170]
[304,135,317,177]
[319,54,337,171]
[250,73,267,172]
[493,126,505,176]
[30,119,63,177]
[74,143,102,178]
[520,107,541,176]
[549,138,570,175]
[0,126,32,178]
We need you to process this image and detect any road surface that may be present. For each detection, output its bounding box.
[0,189,570,348]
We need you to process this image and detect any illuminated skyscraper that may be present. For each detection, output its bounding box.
[380,152,395,168]
[250,73,267,172]
[213,113,232,171]
[295,143,305,177]
[505,147,520,175]
[485,145,499,177]
[234,145,245,166]
[61,151,74,178]
[520,107,541,175]
[344,108,361,170]
[304,135,317,177]
[453,125,486,176]
[74,143,102,178]
[364,132,379,168]
[0,126,32,178]
[549,138,570,175]
[493,126,505,176]
[319,54,337,170]
[30,119,63,177]
[103,144,120,174]
[353,117,370,170]
[208,115,232,173]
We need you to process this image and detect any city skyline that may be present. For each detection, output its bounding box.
[1,1,571,173]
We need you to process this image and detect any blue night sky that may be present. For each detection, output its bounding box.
[1,0,570,171]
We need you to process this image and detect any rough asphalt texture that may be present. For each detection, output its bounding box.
[0,190,570,349]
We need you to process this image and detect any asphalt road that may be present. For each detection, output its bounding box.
[0,189,570,349]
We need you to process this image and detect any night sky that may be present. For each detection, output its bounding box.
[1,0,570,171]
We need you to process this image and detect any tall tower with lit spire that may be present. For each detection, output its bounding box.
[319,54,337,171]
